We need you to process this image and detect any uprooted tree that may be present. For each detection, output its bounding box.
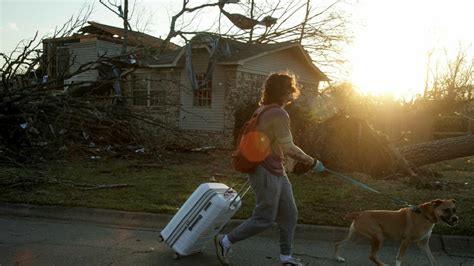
[291,113,474,178]
[290,64,473,179]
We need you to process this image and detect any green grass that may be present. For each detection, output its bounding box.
[1,150,472,236]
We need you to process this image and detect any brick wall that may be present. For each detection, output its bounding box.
[181,70,268,149]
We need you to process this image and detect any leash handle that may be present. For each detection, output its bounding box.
[324,169,412,207]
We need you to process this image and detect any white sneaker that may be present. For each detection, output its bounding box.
[281,256,304,266]
[214,234,230,265]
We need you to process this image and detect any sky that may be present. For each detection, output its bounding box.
[1,0,473,99]
[346,0,473,99]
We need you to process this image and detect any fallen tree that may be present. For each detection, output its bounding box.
[399,134,474,167]
[292,113,474,178]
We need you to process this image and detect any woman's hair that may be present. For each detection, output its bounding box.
[260,72,300,106]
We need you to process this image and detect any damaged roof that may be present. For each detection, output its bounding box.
[44,21,180,51]
[145,36,329,81]
[43,21,328,81]
[79,21,180,49]
[218,39,296,63]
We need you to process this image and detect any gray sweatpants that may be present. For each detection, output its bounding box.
[227,165,298,255]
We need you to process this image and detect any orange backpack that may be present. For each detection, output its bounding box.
[232,104,279,173]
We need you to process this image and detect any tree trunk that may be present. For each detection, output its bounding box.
[292,114,474,177]
[399,134,474,167]
[122,0,129,54]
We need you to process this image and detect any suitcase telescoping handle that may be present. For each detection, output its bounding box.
[228,177,251,209]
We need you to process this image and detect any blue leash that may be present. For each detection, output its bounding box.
[324,168,412,208]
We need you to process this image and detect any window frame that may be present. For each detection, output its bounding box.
[193,73,212,107]
[130,74,166,108]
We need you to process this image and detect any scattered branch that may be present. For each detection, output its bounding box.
[0,169,133,190]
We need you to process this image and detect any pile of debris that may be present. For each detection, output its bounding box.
[0,78,201,190]
[0,81,192,167]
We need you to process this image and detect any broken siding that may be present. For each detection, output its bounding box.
[239,48,319,86]
[64,41,98,85]
[179,49,225,131]
[97,40,122,58]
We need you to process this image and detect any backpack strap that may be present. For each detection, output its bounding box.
[252,103,280,120]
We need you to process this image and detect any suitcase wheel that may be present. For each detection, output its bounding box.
[173,252,180,260]
[158,234,164,242]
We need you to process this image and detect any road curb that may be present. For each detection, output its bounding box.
[0,203,169,229]
[1,203,472,256]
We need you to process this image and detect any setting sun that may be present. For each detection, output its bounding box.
[346,0,473,100]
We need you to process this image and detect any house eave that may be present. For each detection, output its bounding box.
[236,43,299,64]
[221,43,330,82]
[295,45,330,81]
[145,64,179,68]
[217,62,244,66]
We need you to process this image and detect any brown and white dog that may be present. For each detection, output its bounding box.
[334,199,458,266]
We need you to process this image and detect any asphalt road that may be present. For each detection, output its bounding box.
[0,204,473,266]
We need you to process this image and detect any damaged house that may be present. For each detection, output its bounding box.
[42,21,178,93]
[44,22,329,148]
[123,34,330,148]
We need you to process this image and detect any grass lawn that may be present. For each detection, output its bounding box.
[1,149,473,236]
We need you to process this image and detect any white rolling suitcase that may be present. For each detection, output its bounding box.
[159,182,249,259]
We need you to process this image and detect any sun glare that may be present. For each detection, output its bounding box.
[347,0,473,100]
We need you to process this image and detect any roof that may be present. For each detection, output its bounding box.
[219,38,296,62]
[145,35,329,81]
[138,49,182,66]
[78,21,179,49]
[44,21,179,50]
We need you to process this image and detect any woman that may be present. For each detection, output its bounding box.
[215,72,324,266]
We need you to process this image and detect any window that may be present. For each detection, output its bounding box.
[130,74,166,107]
[150,90,166,106]
[193,73,212,107]
[149,76,166,107]
[131,74,147,106]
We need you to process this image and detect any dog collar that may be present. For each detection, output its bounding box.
[411,206,435,223]
[410,205,420,212]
